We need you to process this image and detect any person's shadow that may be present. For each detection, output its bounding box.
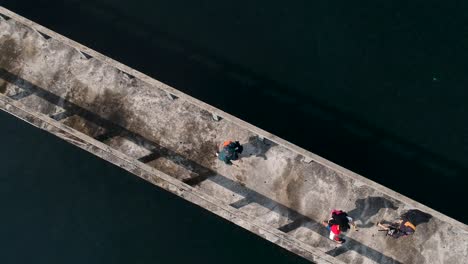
[240,135,276,160]
[400,209,432,226]
[347,196,398,228]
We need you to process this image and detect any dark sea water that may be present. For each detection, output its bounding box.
[1,0,467,263]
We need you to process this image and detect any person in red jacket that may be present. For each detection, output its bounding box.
[323,222,344,243]
[322,209,357,243]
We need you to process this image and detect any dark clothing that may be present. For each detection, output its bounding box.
[218,141,243,165]
[330,210,351,232]
[386,225,401,238]
[398,220,416,236]
[386,220,416,238]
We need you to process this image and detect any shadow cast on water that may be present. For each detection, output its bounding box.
[0,68,403,264]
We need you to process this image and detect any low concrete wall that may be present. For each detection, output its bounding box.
[0,6,466,264]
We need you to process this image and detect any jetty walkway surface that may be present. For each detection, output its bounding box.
[0,6,466,264]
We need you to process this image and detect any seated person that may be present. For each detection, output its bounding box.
[217,140,243,165]
[377,215,416,238]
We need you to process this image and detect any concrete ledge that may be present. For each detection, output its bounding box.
[0,6,467,264]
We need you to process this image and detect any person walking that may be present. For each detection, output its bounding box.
[322,209,357,244]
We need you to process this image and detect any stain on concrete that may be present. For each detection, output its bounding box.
[0,38,20,70]
[0,80,6,94]
[285,166,305,211]
[0,38,20,94]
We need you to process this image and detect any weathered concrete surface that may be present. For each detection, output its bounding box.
[0,6,467,264]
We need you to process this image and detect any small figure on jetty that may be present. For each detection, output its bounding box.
[322,209,357,244]
[377,212,418,238]
[216,140,243,165]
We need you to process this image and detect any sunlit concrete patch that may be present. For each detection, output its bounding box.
[198,176,245,205]
[236,201,292,229]
[105,136,151,159]
[0,6,467,264]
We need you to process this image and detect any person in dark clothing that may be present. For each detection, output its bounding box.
[322,209,357,244]
[377,216,416,238]
[216,140,243,165]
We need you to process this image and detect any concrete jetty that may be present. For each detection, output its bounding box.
[0,6,466,263]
